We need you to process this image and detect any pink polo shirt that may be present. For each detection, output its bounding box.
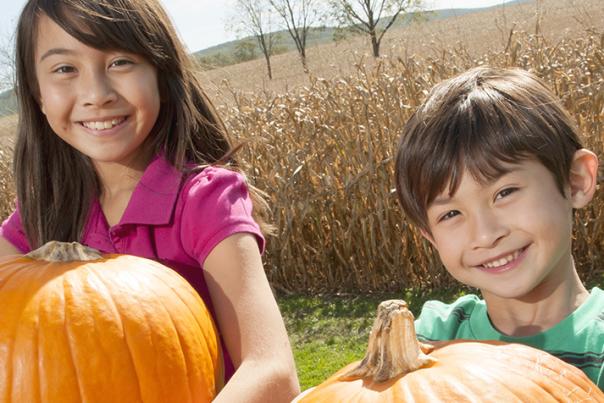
[0,154,265,382]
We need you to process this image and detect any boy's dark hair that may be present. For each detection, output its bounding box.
[395,66,582,233]
[15,0,271,247]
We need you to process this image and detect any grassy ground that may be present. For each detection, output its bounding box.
[278,288,467,390]
[284,278,604,390]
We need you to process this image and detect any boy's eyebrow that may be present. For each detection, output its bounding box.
[431,196,453,207]
[430,166,524,207]
[39,48,77,62]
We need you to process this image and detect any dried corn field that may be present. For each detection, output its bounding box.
[224,29,604,292]
[199,0,603,102]
[0,8,602,293]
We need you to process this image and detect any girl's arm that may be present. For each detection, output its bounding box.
[0,236,22,256]
[203,232,300,402]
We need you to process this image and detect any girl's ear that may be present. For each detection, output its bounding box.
[38,94,47,115]
[569,149,599,208]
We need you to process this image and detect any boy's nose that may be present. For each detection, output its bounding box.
[80,71,118,107]
[469,210,508,249]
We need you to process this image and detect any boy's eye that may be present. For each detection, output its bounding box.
[110,59,133,68]
[438,210,460,222]
[495,187,518,200]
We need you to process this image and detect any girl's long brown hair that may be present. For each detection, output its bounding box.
[15,0,271,248]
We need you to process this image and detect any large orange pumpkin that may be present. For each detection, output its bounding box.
[296,300,604,402]
[0,241,223,403]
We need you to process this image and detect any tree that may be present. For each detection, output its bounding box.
[329,0,421,57]
[234,40,257,63]
[268,0,322,73]
[0,31,15,92]
[232,0,279,79]
[196,52,232,70]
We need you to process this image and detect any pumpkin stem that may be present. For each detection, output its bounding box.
[341,300,437,383]
[25,241,103,262]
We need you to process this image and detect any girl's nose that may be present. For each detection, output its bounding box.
[469,209,508,249]
[80,71,118,107]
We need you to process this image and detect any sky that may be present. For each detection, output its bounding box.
[0,0,519,54]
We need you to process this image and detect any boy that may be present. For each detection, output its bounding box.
[394,66,604,387]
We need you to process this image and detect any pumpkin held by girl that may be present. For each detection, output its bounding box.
[0,241,223,403]
[295,300,604,402]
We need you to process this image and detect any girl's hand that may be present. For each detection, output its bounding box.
[203,233,300,402]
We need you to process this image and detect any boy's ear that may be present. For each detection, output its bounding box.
[569,149,599,208]
[420,228,436,247]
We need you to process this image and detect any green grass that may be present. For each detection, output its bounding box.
[278,288,466,390]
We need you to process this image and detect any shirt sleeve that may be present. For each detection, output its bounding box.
[180,166,266,267]
[0,205,32,253]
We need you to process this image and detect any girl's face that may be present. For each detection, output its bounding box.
[34,14,161,171]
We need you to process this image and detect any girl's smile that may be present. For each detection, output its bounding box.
[78,115,132,139]
[79,116,129,133]
[34,14,160,169]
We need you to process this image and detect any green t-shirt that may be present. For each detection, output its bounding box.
[415,287,604,389]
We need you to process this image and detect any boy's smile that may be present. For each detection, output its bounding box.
[474,244,530,273]
[424,157,583,302]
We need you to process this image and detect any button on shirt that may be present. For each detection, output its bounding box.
[0,154,266,382]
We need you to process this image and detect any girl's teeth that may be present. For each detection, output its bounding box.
[84,118,124,130]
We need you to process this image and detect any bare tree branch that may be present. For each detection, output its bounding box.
[269,0,322,72]
[231,0,279,79]
[329,0,422,57]
[0,31,15,92]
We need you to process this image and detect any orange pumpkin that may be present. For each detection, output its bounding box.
[0,241,223,403]
[296,300,604,402]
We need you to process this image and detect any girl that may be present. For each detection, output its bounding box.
[0,0,300,401]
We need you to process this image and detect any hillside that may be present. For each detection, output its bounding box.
[196,0,603,105]
[0,1,528,118]
[0,0,602,292]
[0,0,601,120]
[192,0,529,69]
[0,89,16,118]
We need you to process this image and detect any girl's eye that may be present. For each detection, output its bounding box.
[53,65,75,74]
[438,210,460,222]
[495,187,518,200]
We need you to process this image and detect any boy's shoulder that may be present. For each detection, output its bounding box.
[414,293,485,342]
[542,287,604,389]
[414,289,604,387]
[573,287,604,333]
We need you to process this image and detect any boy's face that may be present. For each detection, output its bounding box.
[423,156,593,301]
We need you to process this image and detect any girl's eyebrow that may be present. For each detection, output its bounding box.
[39,48,77,62]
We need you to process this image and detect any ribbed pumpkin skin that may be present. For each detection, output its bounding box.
[0,253,223,403]
[300,340,604,402]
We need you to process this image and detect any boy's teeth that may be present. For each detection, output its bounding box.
[483,250,521,269]
[83,118,124,130]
